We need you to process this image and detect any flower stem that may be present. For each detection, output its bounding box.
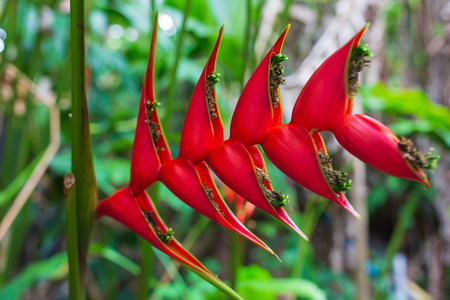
[64,174,83,300]
[68,0,98,296]
[229,232,245,291]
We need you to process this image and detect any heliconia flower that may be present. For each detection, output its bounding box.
[96,188,244,299]
[208,140,308,240]
[127,23,274,255]
[179,26,224,163]
[129,13,171,196]
[291,24,370,132]
[177,26,304,241]
[334,114,439,187]
[230,25,290,147]
[160,157,276,256]
[262,123,360,218]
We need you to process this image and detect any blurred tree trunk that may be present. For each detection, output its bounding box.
[420,1,450,299]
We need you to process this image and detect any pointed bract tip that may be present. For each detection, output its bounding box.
[262,244,278,258]
[277,210,308,241]
[278,25,290,43]
[352,23,370,47]
[274,253,282,263]
[337,193,361,219]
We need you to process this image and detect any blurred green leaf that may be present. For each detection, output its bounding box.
[50,152,130,195]
[362,83,450,130]
[368,185,387,215]
[0,152,42,207]
[0,253,67,300]
[89,243,140,275]
[361,83,450,147]
[236,265,326,300]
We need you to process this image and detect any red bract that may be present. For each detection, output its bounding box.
[225,27,358,217]
[160,157,275,254]
[291,25,369,132]
[334,114,432,187]
[129,15,170,196]
[208,140,308,240]
[127,22,274,255]
[230,25,290,146]
[179,26,224,163]
[262,124,360,218]
[96,188,243,299]
[176,27,305,240]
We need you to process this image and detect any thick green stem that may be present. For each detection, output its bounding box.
[163,0,192,131]
[64,174,83,300]
[68,0,97,296]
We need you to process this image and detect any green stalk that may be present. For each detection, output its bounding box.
[163,0,192,131]
[229,233,245,291]
[64,174,83,300]
[291,196,327,278]
[137,240,153,300]
[373,186,421,300]
[68,0,97,296]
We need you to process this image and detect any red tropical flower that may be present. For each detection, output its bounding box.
[160,157,276,254]
[129,15,170,196]
[334,114,438,187]
[208,140,308,239]
[262,123,359,218]
[179,26,224,163]
[290,25,370,132]
[227,26,358,216]
[284,22,437,188]
[127,19,274,255]
[179,25,307,240]
[230,25,290,146]
[96,188,243,299]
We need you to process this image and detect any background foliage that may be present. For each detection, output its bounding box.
[1,0,449,299]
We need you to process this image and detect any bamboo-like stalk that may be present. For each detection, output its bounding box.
[64,174,83,300]
[67,0,98,297]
